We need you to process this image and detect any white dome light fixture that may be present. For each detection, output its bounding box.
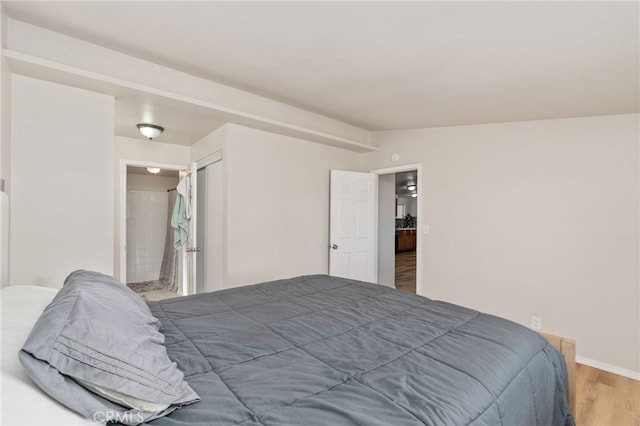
[136,123,164,140]
[407,184,417,191]
[146,167,161,174]
[410,192,418,198]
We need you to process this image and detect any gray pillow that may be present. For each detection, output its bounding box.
[19,270,200,425]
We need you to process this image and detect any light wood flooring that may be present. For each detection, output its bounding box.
[576,364,640,426]
[395,250,416,293]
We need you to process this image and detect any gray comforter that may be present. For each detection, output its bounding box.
[145,275,574,425]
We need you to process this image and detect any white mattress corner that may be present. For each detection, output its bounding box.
[1,285,103,425]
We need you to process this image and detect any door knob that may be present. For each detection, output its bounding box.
[331,244,338,250]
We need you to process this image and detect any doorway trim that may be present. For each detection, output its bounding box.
[370,163,424,295]
[119,159,186,284]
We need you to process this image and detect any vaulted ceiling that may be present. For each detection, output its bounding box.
[4,1,638,134]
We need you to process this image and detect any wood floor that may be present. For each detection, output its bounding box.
[395,250,416,293]
[576,364,640,426]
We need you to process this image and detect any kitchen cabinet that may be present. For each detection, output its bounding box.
[396,229,416,253]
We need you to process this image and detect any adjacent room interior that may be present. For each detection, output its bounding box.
[394,170,418,294]
[125,165,180,301]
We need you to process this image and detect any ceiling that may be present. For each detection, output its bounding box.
[395,171,418,198]
[115,97,226,145]
[128,166,179,179]
[3,1,638,139]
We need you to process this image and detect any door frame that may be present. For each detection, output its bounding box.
[370,163,424,295]
[118,159,187,285]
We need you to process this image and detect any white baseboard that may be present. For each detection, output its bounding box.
[576,356,640,381]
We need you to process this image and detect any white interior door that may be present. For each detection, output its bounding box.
[193,158,223,294]
[191,152,224,295]
[195,167,206,294]
[205,159,224,292]
[329,170,378,282]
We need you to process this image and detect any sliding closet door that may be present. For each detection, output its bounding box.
[205,160,223,293]
[194,158,223,294]
[195,167,207,294]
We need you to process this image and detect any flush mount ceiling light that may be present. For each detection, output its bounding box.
[146,167,161,174]
[407,184,417,191]
[136,123,164,140]
[410,192,418,198]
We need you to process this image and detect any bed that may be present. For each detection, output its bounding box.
[3,272,575,425]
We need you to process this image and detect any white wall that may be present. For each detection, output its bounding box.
[377,173,395,287]
[189,123,365,289]
[397,196,417,217]
[0,9,11,288]
[127,173,178,191]
[115,136,192,166]
[191,124,226,163]
[1,58,10,191]
[224,124,362,287]
[363,114,640,377]
[187,123,364,289]
[0,8,9,188]
[10,75,114,287]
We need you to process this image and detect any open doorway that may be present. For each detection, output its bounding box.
[394,171,418,293]
[120,161,185,301]
[372,164,423,295]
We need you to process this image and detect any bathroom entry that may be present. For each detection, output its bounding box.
[125,165,180,300]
